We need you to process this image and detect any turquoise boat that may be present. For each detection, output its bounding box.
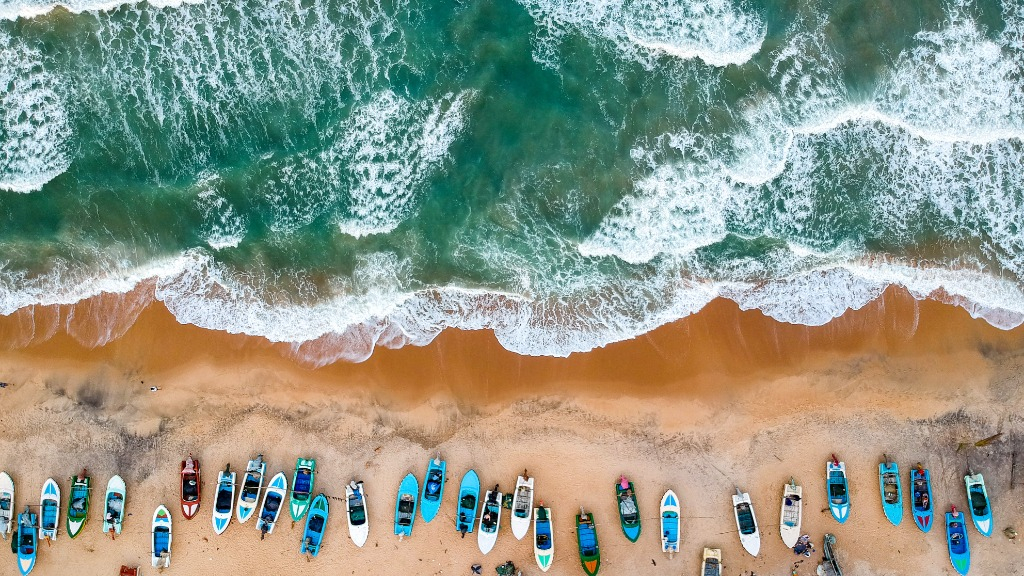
[964,473,992,537]
[300,494,329,558]
[15,507,36,576]
[456,469,480,536]
[420,458,445,523]
[615,475,641,542]
[946,507,970,575]
[289,458,316,522]
[826,456,850,524]
[394,473,418,537]
[878,458,902,526]
[911,466,933,532]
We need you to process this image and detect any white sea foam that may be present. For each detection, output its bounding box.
[195,175,246,250]
[0,0,201,21]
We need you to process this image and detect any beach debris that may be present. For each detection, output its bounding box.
[150,386,160,392]
[975,432,1003,447]
[470,564,482,574]
[1004,527,1017,540]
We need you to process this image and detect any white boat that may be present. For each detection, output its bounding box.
[151,505,172,568]
[477,487,502,554]
[256,472,288,537]
[211,465,236,535]
[733,489,760,557]
[660,490,680,556]
[702,547,722,576]
[236,454,266,524]
[39,478,60,541]
[0,472,13,540]
[102,475,126,536]
[533,503,554,572]
[779,479,802,548]
[510,473,534,540]
[346,480,369,547]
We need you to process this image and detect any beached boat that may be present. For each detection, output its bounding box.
[394,473,419,538]
[945,506,970,575]
[615,475,641,542]
[151,505,172,568]
[827,455,850,523]
[16,507,36,576]
[66,470,90,538]
[236,454,265,524]
[289,458,316,522]
[733,489,760,557]
[345,480,369,547]
[779,479,802,547]
[820,534,843,576]
[660,490,679,556]
[456,469,480,537]
[256,472,288,538]
[300,493,329,558]
[701,548,722,576]
[575,507,601,576]
[102,475,126,537]
[511,473,534,540]
[420,457,446,523]
[910,465,933,532]
[39,478,59,542]
[477,486,502,554]
[212,464,235,535]
[180,455,200,519]
[964,472,992,537]
[878,457,902,526]
[533,503,554,572]
[1,472,14,541]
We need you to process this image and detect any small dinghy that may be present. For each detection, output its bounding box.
[615,475,641,543]
[779,479,802,547]
[212,464,235,535]
[575,507,601,576]
[102,475,126,538]
[910,464,933,532]
[510,472,534,540]
[827,455,850,523]
[180,455,201,519]
[820,534,843,576]
[533,502,554,572]
[878,456,902,526]
[733,488,760,557]
[256,472,287,538]
[420,457,446,523]
[289,458,316,522]
[456,469,480,537]
[300,493,329,558]
[394,473,419,538]
[236,454,266,524]
[66,470,91,538]
[16,507,37,576]
[660,490,680,557]
[477,485,502,554]
[39,478,59,542]
[701,547,722,576]
[0,472,13,540]
[151,505,171,568]
[964,472,992,537]
[946,506,970,575]
[345,480,369,547]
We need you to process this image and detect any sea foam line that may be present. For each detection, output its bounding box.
[0,0,202,21]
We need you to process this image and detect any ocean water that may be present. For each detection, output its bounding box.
[1,0,1023,364]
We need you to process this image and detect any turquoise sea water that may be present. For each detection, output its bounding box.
[0,0,1022,363]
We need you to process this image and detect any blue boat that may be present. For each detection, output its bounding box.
[456,469,480,537]
[945,507,971,575]
[394,473,419,537]
[878,458,903,526]
[910,466,933,533]
[300,494,329,558]
[964,473,992,537]
[826,456,850,524]
[615,475,640,542]
[659,490,679,555]
[420,458,446,523]
[16,507,37,576]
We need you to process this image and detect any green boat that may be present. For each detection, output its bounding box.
[576,507,601,576]
[289,458,316,522]
[615,475,641,542]
[66,470,90,538]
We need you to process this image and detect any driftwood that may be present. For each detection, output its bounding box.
[975,432,1003,447]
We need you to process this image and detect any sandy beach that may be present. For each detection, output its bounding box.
[1,287,1023,575]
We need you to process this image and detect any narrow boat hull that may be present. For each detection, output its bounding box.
[301,494,329,558]
[533,505,554,572]
[345,481,369,547]
[575,511,601,576]
[256,472,288,536]
[964,474,993,537]
[879,462,903,526]
[289,458,317,523]
[180,456,201,520]
[236,457,266,524]
[945,511,971,575]
[477,490,502,554]
[212,469,236,535]
[510,475,534,540]
[910,468,934,533]
[102,475,126,535]
[733,492,760,557]
[66,474,90,539]
[38,479,60,541]
[779,483,802,548]
[151,505,172,568]
[16,510,37,576]
[394,473,419,537]
[420,459,446,524]
[827,461,850,524]
[659,490,680,554]
[701,548,722,576]
[0,472,13,540]
[456,470,480,536]
[615,477,641,543]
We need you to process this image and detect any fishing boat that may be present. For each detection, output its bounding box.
[212,464,235,535]
[39,478,59,542]
[289,458,316,522]
[180,455,200,519]
[151,505,172,568]
[615,475,641,542]
[236,454,266,524]
[910,465,933,532]
[345,480,369,547]
[1,472,14,540]
[533,503,554,572]
[827,455,850,523]
[66,470,90,538]
[660,490,679,556]
[945,506,970,575]
[878,456,902,526]
[820,534,843,576]
[456,469,480,537]
[300,493,329,558]
[420,457,446,523]
[964,472,992,537]
[701,548,722,576]
[779,479,802,547]
[575,507,601,576]
[510,472,534,540]
[733,489,760,557]
[102,475,126,537]
[394,473,418,538]
[256,472,288,538]
[16,507,36,576]
[477,486,502,554]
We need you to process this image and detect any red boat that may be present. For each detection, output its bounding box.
[180,454,201,519]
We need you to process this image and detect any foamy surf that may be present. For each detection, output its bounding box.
[0,0,202,21]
